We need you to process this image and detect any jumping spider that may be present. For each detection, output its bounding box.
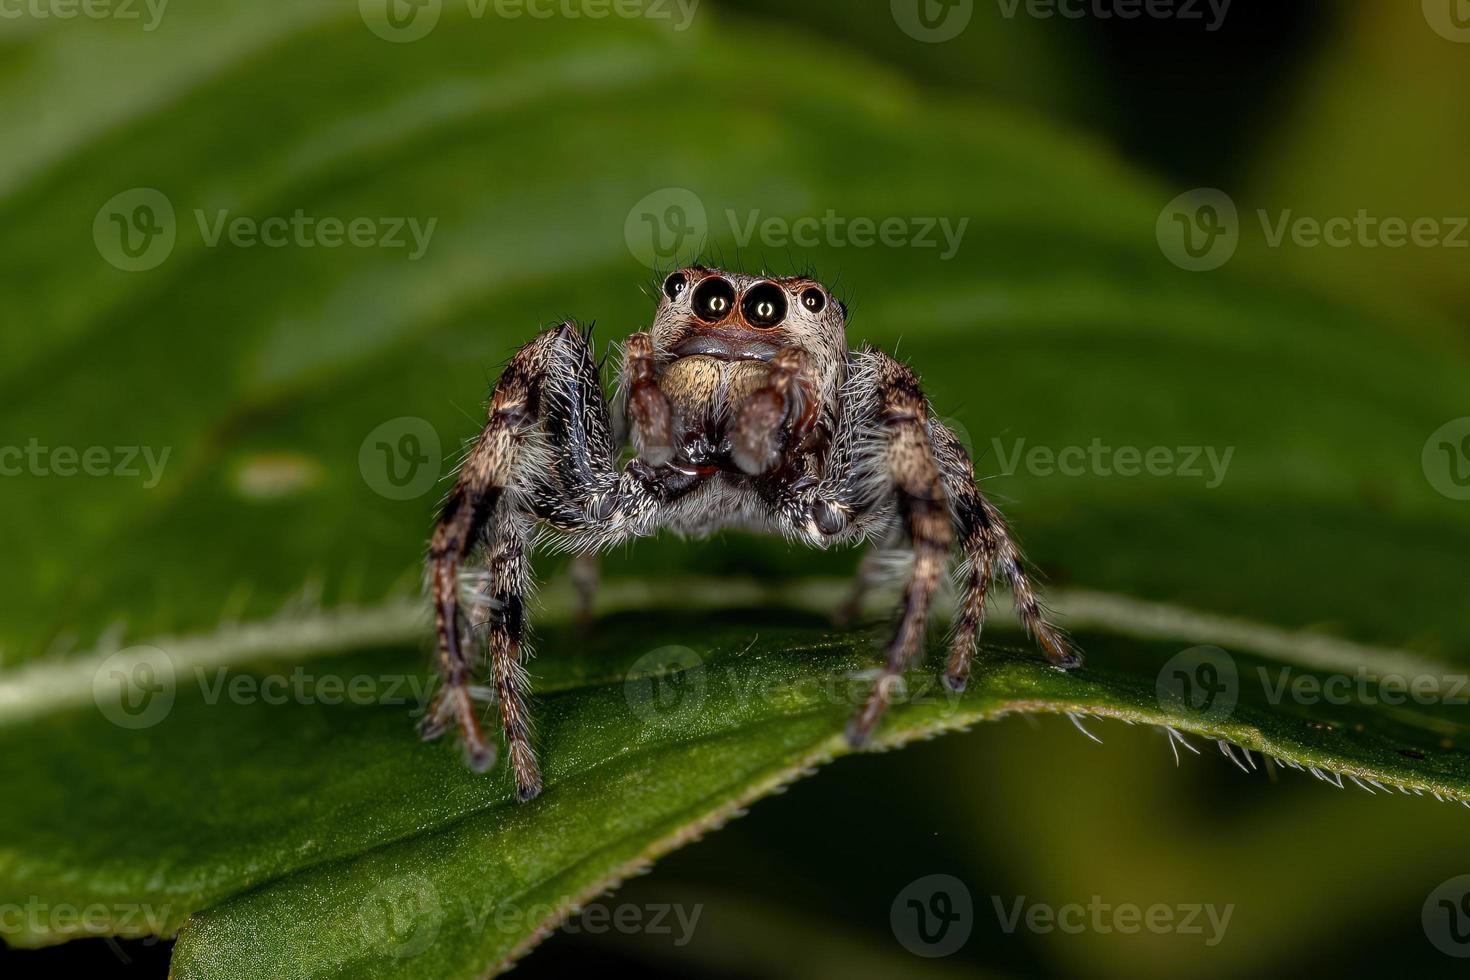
[422,267,1079,800]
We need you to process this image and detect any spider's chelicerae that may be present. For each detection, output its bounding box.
[422,267,1079,800]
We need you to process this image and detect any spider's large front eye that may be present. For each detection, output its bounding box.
[742,282,788,329]
[663,272,688,301]
[691,277,736,322]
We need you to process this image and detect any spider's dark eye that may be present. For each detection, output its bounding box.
[691,277,736,322]
[742,282,788,329]
[663,272,688,301]
[800,287,827,314]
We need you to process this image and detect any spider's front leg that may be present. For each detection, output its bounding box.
[838,354,956,745]
[785,349,1078,746]
[424,322,623,800]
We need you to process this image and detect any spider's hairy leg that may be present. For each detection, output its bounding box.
[845,359,953,747]
[731,348,814,475]
[930,421,1079,692]
[425,322,618,796]
[425,340,545,772]
[483,512,541,801]
[625,331,673,466]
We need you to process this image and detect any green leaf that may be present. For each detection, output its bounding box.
[2,3,1468,977]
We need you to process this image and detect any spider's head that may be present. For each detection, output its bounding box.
[649,268,848,367]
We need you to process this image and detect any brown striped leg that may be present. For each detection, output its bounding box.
[977,491,1077,667]
[425,348,541,771]
[929,421,1078,694]
[482,513,541,800]
[846,369,953,747]
[424,323,606,784]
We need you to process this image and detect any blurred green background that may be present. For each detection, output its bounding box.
[3,0,1470,976]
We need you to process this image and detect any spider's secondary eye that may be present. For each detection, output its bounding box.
[663,272,688,300]
[691,277,736,321]
[742,282,788,328]
[800,287,827,314]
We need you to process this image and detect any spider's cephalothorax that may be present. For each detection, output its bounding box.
[423,267,1079,800]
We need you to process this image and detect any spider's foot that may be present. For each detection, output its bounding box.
[1048,648,1083,670]
[509,746,543,802]
[942,671,968,693]
[419,714,449,741]
[463,737,498,774]
[418,694,454,741]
